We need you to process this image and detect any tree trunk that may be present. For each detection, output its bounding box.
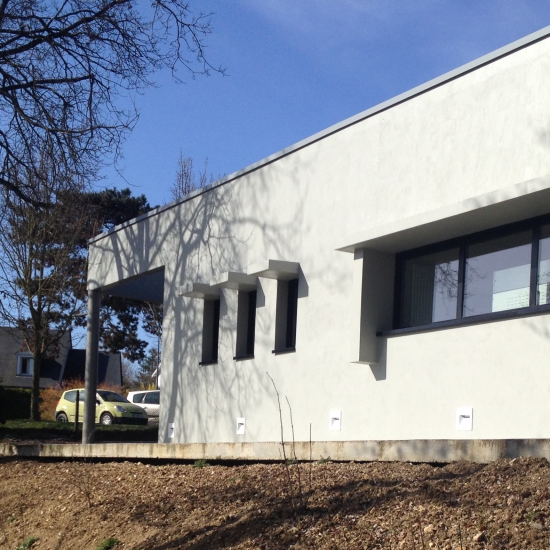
[30,350,42,421]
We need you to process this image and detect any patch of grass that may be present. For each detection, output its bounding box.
[15,536,38,550]
[0,420,74,441]
[96,424,158,442]
[526,510,540,522]
[3,419,73,430]
[317,455,332,463]
[192,459,210,468]
[95,538,120,550]
[0,419,158,442]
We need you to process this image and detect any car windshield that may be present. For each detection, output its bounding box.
[97,390,128,403]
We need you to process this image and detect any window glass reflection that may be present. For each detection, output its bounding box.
[538,225,550,305]
[401,248,459,327]
[463,231,531,317]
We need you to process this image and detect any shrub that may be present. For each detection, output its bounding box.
[39,379,82,421]
[0,388,31,420]
[16,536,39,549]
[95,538,120,550]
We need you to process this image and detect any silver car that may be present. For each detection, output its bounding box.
[126,390,160,421]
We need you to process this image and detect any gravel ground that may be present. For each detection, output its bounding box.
[1,456,550,549]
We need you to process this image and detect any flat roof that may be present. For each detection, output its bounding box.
[89,24,550,244]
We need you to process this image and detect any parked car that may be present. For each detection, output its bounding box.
[127,390,160,421]
[55,389,148,425]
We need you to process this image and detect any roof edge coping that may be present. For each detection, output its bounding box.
[89,24,550,245]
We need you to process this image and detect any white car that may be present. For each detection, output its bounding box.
[126,390,160,421]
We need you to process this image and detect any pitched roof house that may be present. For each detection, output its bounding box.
[84,26,550,461]
[0,327,121,389]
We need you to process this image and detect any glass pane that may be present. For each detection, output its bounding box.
[144,392,159,404]
[65,390,76,403]
[463,231,531,317]
[401,248,459,327]
[538,225,550,305]
[20,357,33,376]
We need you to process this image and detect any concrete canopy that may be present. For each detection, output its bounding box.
[101,268,164,304]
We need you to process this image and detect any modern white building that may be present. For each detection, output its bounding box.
[85,26,550,461]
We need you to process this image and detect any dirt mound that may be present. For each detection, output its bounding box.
[1,456,549,549]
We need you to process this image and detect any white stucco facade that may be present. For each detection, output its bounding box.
[87,26,550,456]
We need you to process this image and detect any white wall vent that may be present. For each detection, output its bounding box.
[329,410,342,431]
[236,417,246,435]
[456,407,473,431]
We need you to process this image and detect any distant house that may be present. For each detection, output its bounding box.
[0,327,122,389]
[63,349,122,387]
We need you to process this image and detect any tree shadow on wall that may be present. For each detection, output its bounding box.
[88,152,313,443]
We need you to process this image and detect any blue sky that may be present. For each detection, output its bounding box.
[101,1,550,207]
[91,1,550,360]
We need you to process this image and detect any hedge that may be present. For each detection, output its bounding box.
[0,387,32,421]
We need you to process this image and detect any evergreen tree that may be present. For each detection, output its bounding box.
[135,348,161,389]
[0,181,160,418]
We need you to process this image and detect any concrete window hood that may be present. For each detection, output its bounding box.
[178,282,221,301]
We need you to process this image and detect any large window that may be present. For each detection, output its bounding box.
[463,232,531,317]
[396,217,550,329]
[538,225,550,305]
[400,248,459,327]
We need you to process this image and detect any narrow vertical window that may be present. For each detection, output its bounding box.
[235,290,257,359]
[200,299,220,364]
[273,278,298,352]
[286,279,298,349]
[246,290,257,355]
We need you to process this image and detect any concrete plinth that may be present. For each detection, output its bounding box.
[2,439,550,463]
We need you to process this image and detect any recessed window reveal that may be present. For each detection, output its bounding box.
[396,218,550,329]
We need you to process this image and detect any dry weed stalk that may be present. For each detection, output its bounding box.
[64,454,95,509]
[267,372,311,516]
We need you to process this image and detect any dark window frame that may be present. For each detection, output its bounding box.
[387,214,550,337]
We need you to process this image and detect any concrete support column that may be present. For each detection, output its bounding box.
[82,289,101,444]
[349,249,395,364]
[349,249,366,363]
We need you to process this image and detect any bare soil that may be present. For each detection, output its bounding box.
[1,456,550,549]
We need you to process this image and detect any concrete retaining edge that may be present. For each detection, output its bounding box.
[2,439,550,463]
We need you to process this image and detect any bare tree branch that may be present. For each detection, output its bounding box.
[0,0,224,205]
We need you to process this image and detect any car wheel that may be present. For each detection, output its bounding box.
[56,412,68,423]
[100,412,114,425]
